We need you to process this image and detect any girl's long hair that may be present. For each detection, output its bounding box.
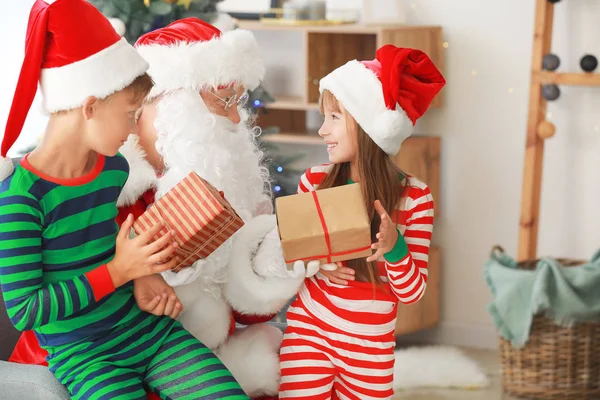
[318,90,407,285]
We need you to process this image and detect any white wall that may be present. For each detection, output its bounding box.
[406,0,599,348]
[257,0,600,348]
[2,0,599,349]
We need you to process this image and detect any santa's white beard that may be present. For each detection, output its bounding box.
[153,90,272,292]
[154,90,272,221]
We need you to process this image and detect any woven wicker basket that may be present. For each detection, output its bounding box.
[493,247,600,399]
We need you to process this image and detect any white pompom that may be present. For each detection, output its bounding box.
[109,18,126,37]
[0,156,15,182]
[211,12,236,32]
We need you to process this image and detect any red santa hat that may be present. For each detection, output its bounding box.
[135,18,265,100]
[319,45,446,155]
[0,0,148,179]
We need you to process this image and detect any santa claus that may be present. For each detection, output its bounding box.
[115,18,313,398]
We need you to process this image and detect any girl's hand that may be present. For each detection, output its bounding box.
[320,262,356,285]
[367,200,399,263]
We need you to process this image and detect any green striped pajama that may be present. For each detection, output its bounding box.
[0,154,248,400]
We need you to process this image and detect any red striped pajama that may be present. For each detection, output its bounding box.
[279,165,434,400]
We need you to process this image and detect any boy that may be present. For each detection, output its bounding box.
[0,1,248,399]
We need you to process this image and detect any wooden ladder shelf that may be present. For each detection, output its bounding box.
[518,0,600,261]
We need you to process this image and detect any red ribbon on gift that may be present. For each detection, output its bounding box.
[286,191,372,264]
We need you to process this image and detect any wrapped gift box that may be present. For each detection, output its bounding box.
[275,183,372,264]
[133,172,244,269]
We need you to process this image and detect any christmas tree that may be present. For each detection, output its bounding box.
[261,140,306,202]
[88,0,223,44]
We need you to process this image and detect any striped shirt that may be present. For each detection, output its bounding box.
[295,164,433,337]
[0,153,139,349]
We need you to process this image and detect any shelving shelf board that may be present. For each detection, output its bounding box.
[259,133,322,145]
[237,20,441,34]
[534,71,600,87]
[265,95,320,111]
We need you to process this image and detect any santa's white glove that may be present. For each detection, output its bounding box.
[161,258,212,287]
[294,260,321,277]
[320,263,340,271]
[253,227,323,279]
[252,226,291,278]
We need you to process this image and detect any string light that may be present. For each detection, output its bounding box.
[442,42,449,49]
[274,185,282,192]
[508,88,514,94]
[410,2,417,9]
[546,111,552,119]
[471,69,478,76]
[276,166,284,173]
[595,125,600,132]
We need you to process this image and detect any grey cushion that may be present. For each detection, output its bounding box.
[1,280,69,399]
[0,361,70,400]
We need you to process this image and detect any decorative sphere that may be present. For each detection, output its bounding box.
[537,120,556,139]
[542,54,560,71]
[108,18,126,37]
[580,55,598,72]
[542,84,560,101]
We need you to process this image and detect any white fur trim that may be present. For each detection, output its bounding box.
[225,214,303,315]
[161,258,213,287]
[216,324,283,397]
[0,157,15,182]
[40,38,148,112]
[319,59,412,155]
[116,135,157,207]
[174,285,231,350]
[136,29,265,99]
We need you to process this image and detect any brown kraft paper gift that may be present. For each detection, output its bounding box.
[133,172,244,269]
[275,183,372,264]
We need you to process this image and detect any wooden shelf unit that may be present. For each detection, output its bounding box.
[242,21,444,135]
[248,20,445,335]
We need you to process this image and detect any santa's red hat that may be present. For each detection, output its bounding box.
[135,18,264,99]
[319,45,445,155]
[0,0,148,179]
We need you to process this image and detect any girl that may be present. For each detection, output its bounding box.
[278,45,446,400]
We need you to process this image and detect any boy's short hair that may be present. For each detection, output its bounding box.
[126,73,154,104]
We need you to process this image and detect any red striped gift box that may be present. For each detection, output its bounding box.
[132,172,244,269]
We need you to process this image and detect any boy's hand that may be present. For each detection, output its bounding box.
[134,274,183,319]
[108,214,180,288]
[366,200,399,263]
[320,262,355,285]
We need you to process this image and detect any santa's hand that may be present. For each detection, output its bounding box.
[251,226,289,278]
[161,258,211,287]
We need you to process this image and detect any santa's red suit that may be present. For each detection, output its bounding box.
[9,17,307,400]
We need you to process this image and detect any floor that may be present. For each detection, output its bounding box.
[393,347,519,400]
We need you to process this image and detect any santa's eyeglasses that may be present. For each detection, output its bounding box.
[209,90,249,109]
